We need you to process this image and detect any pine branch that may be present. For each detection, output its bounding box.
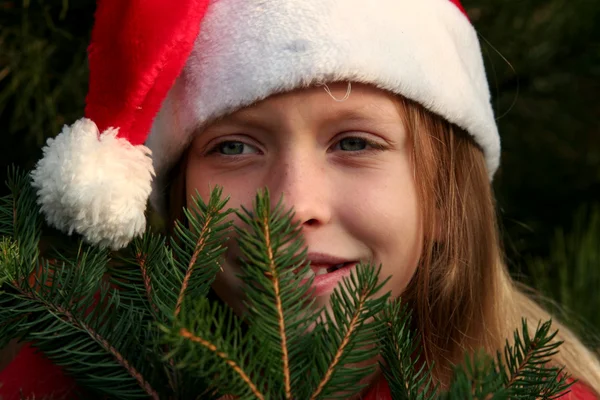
[235,189,321,396]
[107,189,234,397]
[440,350,503,400]
[138,249,159,315]
[178,328,263,400]
[439,319,573,400]
[245,191,292,397]
[162,189,396,399]
[108,188,232,324]
[108,232,169,321]
[20,286,158,400]
[0,167,42,276]
[0,238,18,290]
[306,263,390,400]
[161,297,263,400]
[500,319,572,398]
[0,170,579,399]
[174,193,222,316]
[170,188,233,317]
[376,300,437,400]
[0,245,165,399]
[0,172,166,398]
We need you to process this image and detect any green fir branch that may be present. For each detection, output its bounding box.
[234,189,318,398]
[439,319,573,400]
[0,170,579,399]
[500,319,572,398]
[171,188,233,317]
[0,238,19,291]
[306,263,390,400]
[107,232,172,322]
[1,167,42,275]
[0,170,163,398]
[440,350,502,400]
[376,300,437,400]
[107,189,233,323]
[105,189,234,397]
[0,257,162,399]
[161,297,263,400]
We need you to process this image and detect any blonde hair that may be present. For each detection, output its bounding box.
[398,96,600,392]
[165,92,600,394]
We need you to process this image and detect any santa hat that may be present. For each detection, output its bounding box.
[31,0,500,250]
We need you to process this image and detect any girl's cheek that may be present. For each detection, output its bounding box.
[187,160,247,201]
[186,161,269,239]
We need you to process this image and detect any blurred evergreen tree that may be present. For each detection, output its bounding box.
[464,0,600,264]
[526,205,600,349]
[0,0,93,186]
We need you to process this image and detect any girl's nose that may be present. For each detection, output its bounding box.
[269,154,332,228]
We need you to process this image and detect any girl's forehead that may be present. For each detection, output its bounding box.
[219,82,404,124]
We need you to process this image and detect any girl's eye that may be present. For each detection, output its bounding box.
[337,137,368,151]
[213,141,259,155]
[330,135,388,154]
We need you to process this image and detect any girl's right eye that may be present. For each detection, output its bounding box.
[209,140,259,156]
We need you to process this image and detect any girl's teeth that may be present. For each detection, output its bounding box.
[299,263,351,279]
[300,268,314,280]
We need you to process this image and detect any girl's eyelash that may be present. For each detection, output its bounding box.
[330,135,389,153]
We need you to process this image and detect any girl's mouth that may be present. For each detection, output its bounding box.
[298,262,355,279]
[297,261,359,296]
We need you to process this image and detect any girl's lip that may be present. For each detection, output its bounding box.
[305,252,353,266]
[295,252,357,275]
[300,261,358,296]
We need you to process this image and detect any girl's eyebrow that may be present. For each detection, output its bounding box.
[210,111,269,130]
[323,107,404,132]
[205,101,402,133]
[245,107,395,125]
[325,109,389,125]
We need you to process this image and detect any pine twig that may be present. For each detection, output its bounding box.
[174,215,213,317]
[137,251,159,315]
[310,285,370,400]
[261,210,292,399]
[376,299,436,400]
[179,328,265,400]
[234,190,312,398]
[171,189,233,317]
[18,289,159,400]
[501,319,572,397]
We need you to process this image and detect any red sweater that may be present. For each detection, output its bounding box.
[1,344,597,400]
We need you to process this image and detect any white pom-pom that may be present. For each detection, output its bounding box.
[31,118,155,250]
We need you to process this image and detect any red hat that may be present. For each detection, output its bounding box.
[31,0,499,250]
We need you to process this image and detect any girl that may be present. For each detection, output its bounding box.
[1,0,599,398]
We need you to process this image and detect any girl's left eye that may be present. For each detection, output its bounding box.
[335,137,368,151]
[332,136,385,152]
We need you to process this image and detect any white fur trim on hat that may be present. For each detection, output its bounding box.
[31,118,154,249]
[148,0,500,194]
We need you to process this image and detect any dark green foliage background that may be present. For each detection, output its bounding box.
[0,0,599,341]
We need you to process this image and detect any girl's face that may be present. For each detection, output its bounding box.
[186,83,422,313]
